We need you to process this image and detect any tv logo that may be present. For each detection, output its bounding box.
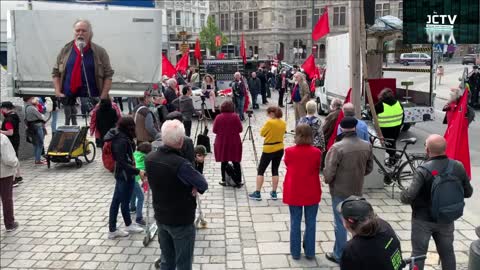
[425,12,457,44]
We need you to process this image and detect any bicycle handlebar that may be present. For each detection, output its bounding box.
[401,255,427,268]
[368,132,395,143]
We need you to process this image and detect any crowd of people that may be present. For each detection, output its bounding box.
[0,18,477,270]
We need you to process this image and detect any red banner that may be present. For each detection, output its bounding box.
[215,35,221,47]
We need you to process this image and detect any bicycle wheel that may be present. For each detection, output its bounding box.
[84,141,96,163]
[396,154,427,189]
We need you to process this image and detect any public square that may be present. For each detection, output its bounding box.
[1,62,479,269]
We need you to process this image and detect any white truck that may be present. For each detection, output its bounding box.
[315,32,435,131]
[5,8,162,97]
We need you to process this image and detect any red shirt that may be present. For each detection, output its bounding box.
[283,145,322,206]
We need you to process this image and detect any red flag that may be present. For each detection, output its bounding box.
[444,86,471,179]
[175,53,189,75]
[312,7,330,41]
[215,35,222,47]
[194,38,202,63]
[240,32,247,64]
[162,53,176,78]
[326,88,352,150]
[217,53,225,59]
[301,54,320,79]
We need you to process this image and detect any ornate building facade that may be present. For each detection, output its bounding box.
[208,0,404,64]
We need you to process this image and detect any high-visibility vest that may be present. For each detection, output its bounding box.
[377,101,403,128]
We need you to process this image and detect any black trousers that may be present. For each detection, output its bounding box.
[261,86,267,104]
[184,120,192,137]
[257,149,284,176]
[278,88,285,107]
[380,126,401,160]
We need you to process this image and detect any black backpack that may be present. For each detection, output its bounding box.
[421,160,465,223]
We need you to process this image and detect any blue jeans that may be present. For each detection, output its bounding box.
[109,176,135,232]
[332,196,348,260]
[129,181,144,222]
[289,204,319,258]
[234,96,245,121]
[50,110,58,133]
[33,126,45,162]
[157,223,196,270]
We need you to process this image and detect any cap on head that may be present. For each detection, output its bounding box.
[340,116,358,129]
[337,196,373,223]
[194,145,207,156]
[0,101,14,109]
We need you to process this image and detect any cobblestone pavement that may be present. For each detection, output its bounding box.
[0,97,475,270]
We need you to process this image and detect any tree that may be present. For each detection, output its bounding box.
[199,16,228,55]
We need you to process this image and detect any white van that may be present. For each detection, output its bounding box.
[399,53,431,66]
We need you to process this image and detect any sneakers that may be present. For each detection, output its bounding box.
[108,229,129,239]
[270,191,278,200]
[125,223,144,233]
[249,191,262,201]
[15,177,23,183]
[6,222,19,232]
[136,219,146,226]
[12,181,19,188]
[130,207,136,214]
[35,160,47,165]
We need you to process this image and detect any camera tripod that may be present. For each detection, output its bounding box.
[193,98,211,145]
[242,113,259,167]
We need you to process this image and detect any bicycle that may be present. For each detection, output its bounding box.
[401,255,427,270]
[369,133,426,198]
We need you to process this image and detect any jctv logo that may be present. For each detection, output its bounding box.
[425,12,457,44]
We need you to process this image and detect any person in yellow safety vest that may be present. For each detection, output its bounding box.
[374,88,404,168]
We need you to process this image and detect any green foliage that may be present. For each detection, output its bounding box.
[199,16,229,54]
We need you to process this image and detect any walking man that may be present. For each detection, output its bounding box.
[323,117,373,264]
[146,120,208,270]
[248,72,261,109]
[400,134,473,270]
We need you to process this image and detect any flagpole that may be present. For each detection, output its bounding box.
[349,0,362,118]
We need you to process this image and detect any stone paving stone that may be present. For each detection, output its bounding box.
[0,104,473,270]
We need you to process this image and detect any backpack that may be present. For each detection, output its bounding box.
[421,160,465,223]
[102,141,115,173]
[224,162,241,186]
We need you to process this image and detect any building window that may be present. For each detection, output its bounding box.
[333,6,346,26]
[200,14,206,27]
[234,12,243,31]
[375,3,390,19]
[248,11,258,30]
[319,44,326,58]
[167,10,172,25]
[313,8,325,24]
[192,13,196,28]
[220,13,229,31]
[295,10,307,28]
[176,11,181,26]
[185,12,190,27]
[398,2,403,19]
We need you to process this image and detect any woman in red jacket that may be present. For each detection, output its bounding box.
[283,123,322,260]
[213,100,243,187]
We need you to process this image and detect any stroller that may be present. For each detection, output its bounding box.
[45,114,96,168]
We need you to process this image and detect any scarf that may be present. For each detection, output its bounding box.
[70,41,91,95]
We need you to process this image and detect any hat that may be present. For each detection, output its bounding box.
[194,145,207,156]
[340,116,358,129]
[337,196,373,223]
[0,101,14,109]
[473,65,479,70]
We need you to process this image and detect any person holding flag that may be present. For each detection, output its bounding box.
[291,72,311,124]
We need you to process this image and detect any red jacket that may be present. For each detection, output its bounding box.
[283,145,322,206]
[213,112,243,162]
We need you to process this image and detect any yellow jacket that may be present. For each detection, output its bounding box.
[261,118,287,153]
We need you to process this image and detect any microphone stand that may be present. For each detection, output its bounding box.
[80,49,92,99]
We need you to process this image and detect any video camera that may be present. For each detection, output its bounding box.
[246,109,254,117]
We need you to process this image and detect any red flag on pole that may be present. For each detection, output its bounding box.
[444,86,471,179]
[162,53,177,78]
[175,53,189,75]
[240,32,247,64]
[302,54,321,92]
[194,38,202,63]
[312,7,330,41]
[215,35,222,47]
[326,88,352,150]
